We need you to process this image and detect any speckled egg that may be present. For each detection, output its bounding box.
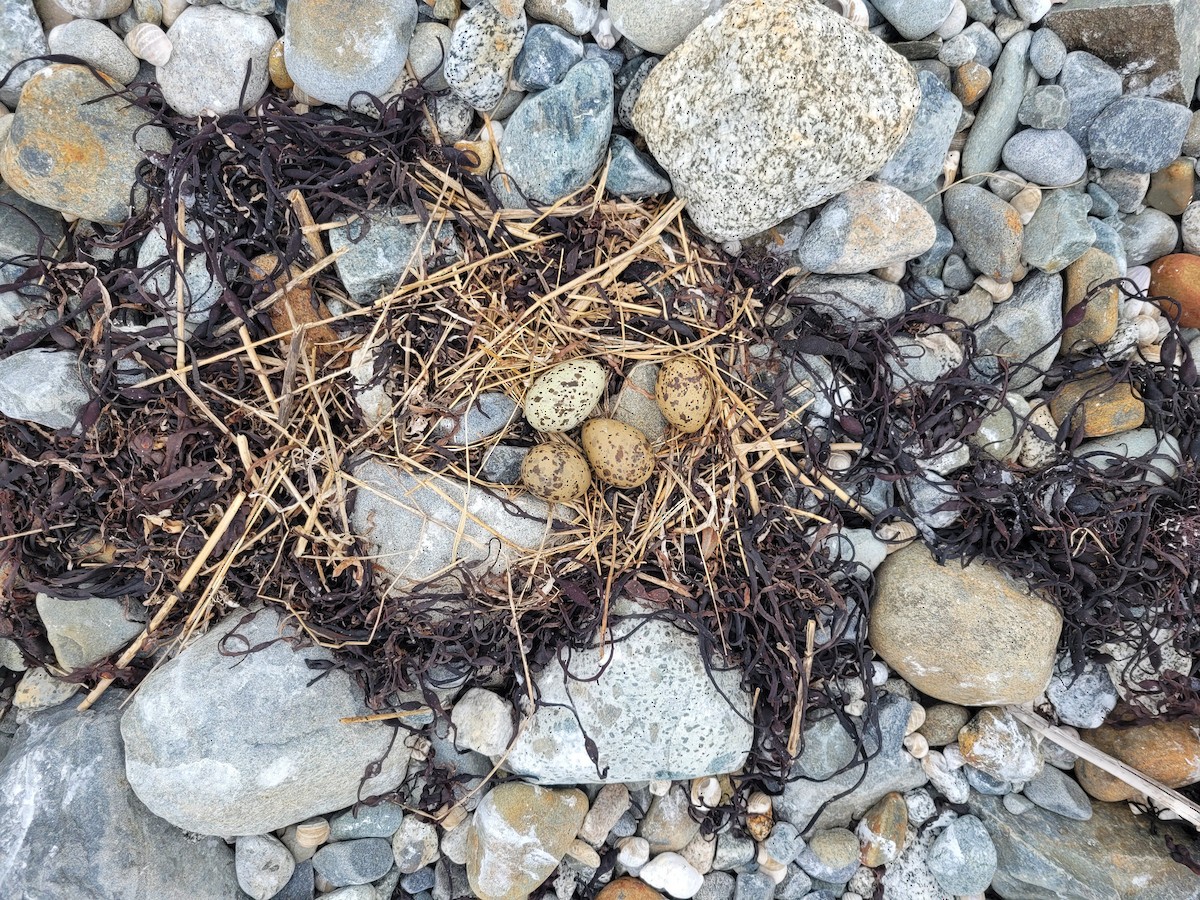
[521,443,591,501]
[581,418,654,488]
[655,356,714,434]
[524,359,607,432]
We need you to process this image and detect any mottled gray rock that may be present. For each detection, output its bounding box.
[1086,183,1121,219]
[1072,429,1182,487]
[873,0,954,40]
[445,0,527,110]
[734,870,776,900]
[795,829,860,883]
[136,221,223,332]
[1119,207,1179,266]
[350,459,563,595]
[393,815,441,873]
[1022,189,1094,273]
[236,834,295,900]
[0,0,48,109]
[525,0,599,34]
[777,693,928,834]
[157,6,275,116]
[792,274,906,326]
[1016,85,1070,130]
[698,871,737,900]
[962,30,1036,179]
[616,56,656,131]
[965,765,1011,796]
[330,804,407,840]
[1002,129,1085,188]
[1021,766,1092,821]
[35,593,144,670]
[512,23,583,89]
[970,791,1200,899]
[0,186,63,332]
[881,826,952,900]
[943,183,1022,281]
[0,638,24,671]
[47,18,140,84]
[608,0,726,55]
[272,860,315,900]
[313,838,395,886]
[502,609,753,783]
[641,784,701,853]
[1029,27,1065,79]
[1088,216,1126,271]
[927,815,997,896]
[797,181,936,274]
[479,444,528,484]
[0,692,240,899]
[1045,654,1117,729]
[632,0,920,241]
[0,348,90,430]
[612,360,667,442]
[1058,51,1122,154]
[329,206,461,303]
[877,71,961,191]
[901,470,961,530]
[285,0,417,107]
[121,607,414,836]
[605,135,671,199]
[1087,97,1192,173]
[433,392,517,446]
[496,57,613,206]
[409,22,453,91]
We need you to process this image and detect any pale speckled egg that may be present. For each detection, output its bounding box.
[523,359,607,432]
[655,356,714,434]
[581,418,654,488]
[521,443,591,501]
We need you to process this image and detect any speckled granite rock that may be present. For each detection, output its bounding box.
[526,0,599,34]
[0,64,172,224]
[608,0,726,55]
[632,0,919,241]
[445,0,528,111]
[0,0,48,109]
[284,0,417,107]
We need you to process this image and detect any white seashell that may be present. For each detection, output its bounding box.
[870,660,889,685]
[616,836,651,871]
[160,0,188,27]
[826,449,853,472]
[1133,315,1160,346]
[905,703,926,735]
[903,732,929,759]
[690,776,721,810]
[590,9,620,49]
[942,149,960,187]
[1011,184,1042,225]
[125,22,172,67]
[294,818,329,849]
[1122,298,1147,319]
[830,0,869,28]
[1139,343,1163,364]
[648,778,671,797]
[975,275,1013,302]
[756,854,788,884]
[876,520,917,553]
[746,791,772,816]
[1127,265,1152,293]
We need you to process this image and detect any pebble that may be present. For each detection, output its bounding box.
[1149,253,1200,326]
[435,393,518,446]
[497,57,614,205]
[1022,188,1095,274]
[156,6,275,116]
[1088,97,1193,174]
[878,72,962,192]
[608,0,722,55]
[329,805,406,841]
[606,135,671,199]
[631,0,919,241]
[48,19,141,84]
[964,764,1011,796]
[445,0,527,111]
[918,704,970,748]
[884,331,963,394]
[392,816,440,874]
[640,853,704,899]
[0,348,90,430]
[236,834,296,899]
[449,688,515,757]
[953,60,991,106]
[764,822,803,866]
[926,816,997,895]
[1021,765,1093,821]
[1001,128,1085,188]
[695,872,735,900]
[513,23,584,89]
[329,206,461,304]
[34,593,144,670]
[680,834,716,875]
[1062,247,1120,350]
[733,870,776,900]
[1057,51,1122,154]
[1076,719,1200,802]
[793,829,861,883]
[921,750,970,803]
[1028,26,1064,79]
[1086,182,1120,219]
[402,867,436,894]
[640,785,700,853]
[526,0,599,35]
[0,0,48,109]
[408,22,453,91]
[961,30,1034,179]
[943,183,1023,281]
[1121,208,1180,267]
[579,784,631,847]
[856,792,908,867]
[712,833,755,872]
[1017,85,1070,132]
[598,878,666,900]
[1002,792,1034,815]
[286,0,417,107]
[273,860,315,900]
[1183,202,1200,255]
[957,708,1043,783]
[1145,158,1194,217]
[1050,372,1145,438]
[873,0,954,40]
[798,182,936,275]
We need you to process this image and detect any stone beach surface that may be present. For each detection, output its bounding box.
[2,0,1200,899]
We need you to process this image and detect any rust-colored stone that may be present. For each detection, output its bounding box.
[1076,719,1200,803]
[596,878,665,900]
[1050,374,1144,438]
[1063,248,1120,351]
[954,61,992,106]
[857,791,907,867]
[1145,159,1195,216]
[0,64,171,224]
[249,253,339,356]
[1148,253,1200,327]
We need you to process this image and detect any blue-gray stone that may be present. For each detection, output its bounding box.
[938,32,977,67]
[1087,97,1193,174]
[616,56,656,131]
[766,822,804,865]
[1029,27,1065,79]
[1046,654,1118,730]
[1088,217,1126,273]
[927,815,997,895]
[713,833,757,872]
[878,70,963,191]
[943,183,1022,281]
[902,470,961,530]
[312,838,394,887]
[433,392,518,446]
[965,765,1012,796]
[1001,128,1086,187]
[974,270,1063,394]
[962,30,1036,179]
[873,0,955,40]
[512,24,584,90]
[912,224,954,275]
[1058,51,1122,153]
[329,804,406,840]
[401,866,437,894]
[942,253,975,290]
[0,186,63,333]
[583,44,625,74]
[776,865,814,900]
[1016,85,1070,130]
[496,57,614,206]
[329,207,461,304]
[696,871,736,900]
[605,135,671,199]
[1021,766,1093,821]
[1097,168,1150,214]
[795,829,860,883]
[479,444,528,484]
[273,860,315,900]
[791,274,906,325]
[966,21,1002,68]
[0,348,90,430]
[734,870,778,900]
[1120,207,1179,266]
[1022,189,1094,274]
[0,0,48,108]
[962,0,995,25]
[1086,183,1120,219]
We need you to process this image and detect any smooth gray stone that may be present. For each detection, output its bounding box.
[478,444,528,484]
[236,834,295,900]
[616,56,656,131]
[943,183,1022,281]
[902,470,961,531]
[1087,96,1193,173]
[965,765,1012,796]
[330,205,461,304]
[734,870,778,900]
[0,186,63,333]
[0,692,240,899]
[605,134,671,199]
[1058,51,1122,153]
[1046,655,1117,730]
[512,23,584,90]
[1029,27,1065,79]
[1071,429,1182,487]
[136,221,224,333]
[791,274,906,325]
[497,57,613,206]
[877,70,963,192]
[433,392,517,445]
[329,803,407,840]
[34,593,144,671]
[1002,128,1085,187]
[965,21,1002,68]
[0,0,48,108]
[273,860,315,900]
[962,30,1036,179]
[158,5,276,116]
[313,838,395,886]
[927,815,997,896]
[696,871,736,900]
[975,271,1062,393]
[1119,207,1179,266]
[47,19,140,85]
[1086,183,1120,219]
[1022,189,1095,274]
[0,348,90,430]
[1088,216,1126,273]
[872,0,954,40]
[1021,766,1093,821]
[1097,168,1150,214]
[1016,85,1070,130]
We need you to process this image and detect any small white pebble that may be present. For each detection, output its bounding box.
[903,732,929,759]
[845,698,868,717]
[870,660,889,686]
[942,743,966,768]
[649,779,672,797]
[639,852,703,899]
[590,9,620,49]
[1134,315,1160,346]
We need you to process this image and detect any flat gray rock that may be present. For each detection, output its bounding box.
[1087,96,1192,174]
[876,70,962,192]
[0,692,240,899]
[35,593,145,671]
[791,273,906,325]
[0,0,48,109]
[349,459,564,595]
[1058,51,1123,154]
[608,0,727,55]
[1119,207,1179,267]
[962,30,1036,179]
[943,183,1023,281]
[121,607,414,836]
[0,348,90,430]
[632,0,920,241]
[1020,766,1093,821]
[0,186,63,332]
[329,206,462,304]
[1023,189,1095,274]
[158,6,276,117]
[927,815,997,895]
[606,134,671,199]
[796,181,937,275]
[501,610,753,784]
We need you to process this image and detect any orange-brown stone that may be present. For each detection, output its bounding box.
[249,254,339,356]
[1063,248,1120,351]
[857,791,907,867]
[0,64,171,224]
[1145,159,1195,217]
[1148,253,1200,327]
[1075,719,1200,804]
[597,878,666,900]
[954,61,992,106]
[1050,374,1144,438]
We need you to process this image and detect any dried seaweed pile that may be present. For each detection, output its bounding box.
[0,73,1198,823]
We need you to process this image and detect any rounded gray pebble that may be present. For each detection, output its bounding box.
[513,23,583,90]
[1001,128,1086,187]
[1022,765,1093,821]
[1017,84,1070,130]
[1029,27,1065,79]
[313,838,395,887]
[927,815,997,895]
[1087,97,1193,174]
[48,19,140,84]
[159,5,276,116]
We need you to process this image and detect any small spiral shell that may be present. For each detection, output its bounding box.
[876,520,917,553]
[453,139,493,175]
[125,22,172,67]
[268,40,293,90]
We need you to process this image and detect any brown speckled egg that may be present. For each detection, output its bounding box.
[655,356,714,434]
[524,359,608,432]
[521,443,591,501]
[581,418,654,488]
